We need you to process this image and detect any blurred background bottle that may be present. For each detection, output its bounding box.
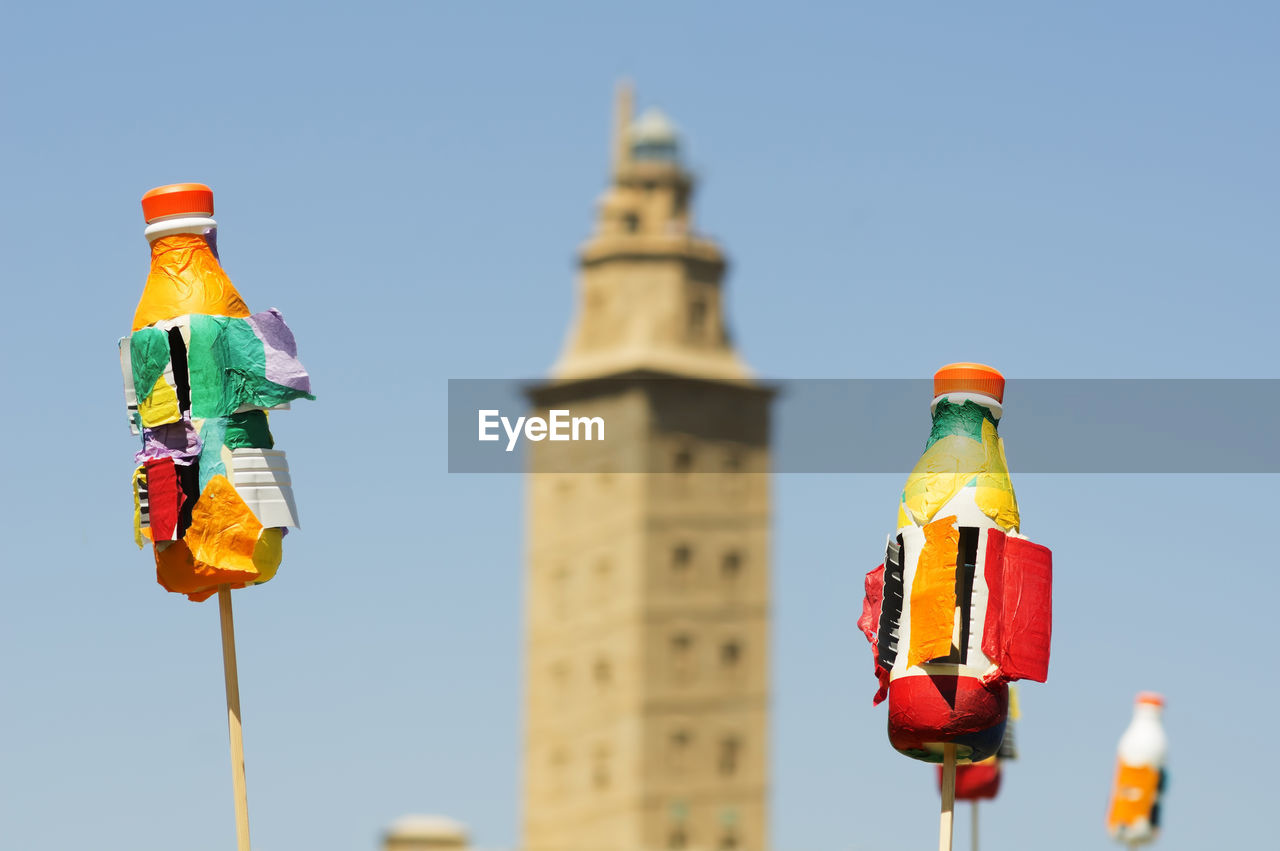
[1107,693,1169,846]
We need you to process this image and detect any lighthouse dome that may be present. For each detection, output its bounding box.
[630,107,680,162]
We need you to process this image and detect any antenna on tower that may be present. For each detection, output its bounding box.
[613,78,634,175]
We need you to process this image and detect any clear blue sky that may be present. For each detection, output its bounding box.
[1,3,1277,850]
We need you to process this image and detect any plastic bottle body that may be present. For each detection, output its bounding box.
[884,391,1016,763]
[125,185,311,602]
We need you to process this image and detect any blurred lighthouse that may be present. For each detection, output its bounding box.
[523,81,774,851]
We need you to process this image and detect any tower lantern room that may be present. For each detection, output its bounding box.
[553,81,749,383]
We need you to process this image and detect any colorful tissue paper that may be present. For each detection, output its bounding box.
[861,364,1052,764]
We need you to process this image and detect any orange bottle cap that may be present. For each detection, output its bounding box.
[141,183,214,223]
[1136,691,1165,707]
[933,362,1005,403]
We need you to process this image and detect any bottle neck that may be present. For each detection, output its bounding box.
[930,391,1002,420]
[1133,705,1163,723]
[924,397,1001,451]
[145,214,217,244]
[133,231,249,330]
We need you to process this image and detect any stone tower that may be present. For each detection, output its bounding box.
[522,83,772,851]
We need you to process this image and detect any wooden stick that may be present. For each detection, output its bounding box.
[939,743,956,851]
[971,801,979,851]
[219,585,252,851]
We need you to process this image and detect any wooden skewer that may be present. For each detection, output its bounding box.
[219,585,252,851]
[971,800,979,851]
[939,743,956,851]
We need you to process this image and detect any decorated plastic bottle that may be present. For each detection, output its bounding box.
[1106,693,1168,846]
[860,363,1052,764]
[120,183,313,601]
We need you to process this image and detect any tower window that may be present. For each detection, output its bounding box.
[721,450,747,498]
[673,448,694,473]
[719,832,739,850]
[671,633,694,680]
[593,745,611,790]
[669,729,691,772]
[718,736,742,776]
[668,799,689,849]
[551,661,569,696]
[553,567,570,617]
[672,544,692,573]
[722,551,742,580]
[594,657,612,687]
[594,557,612,602]
[671,544,693,591]
[551,748,569,793]
[623,212,640,233]
[688,298,707,339]
[721,640,742,669]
